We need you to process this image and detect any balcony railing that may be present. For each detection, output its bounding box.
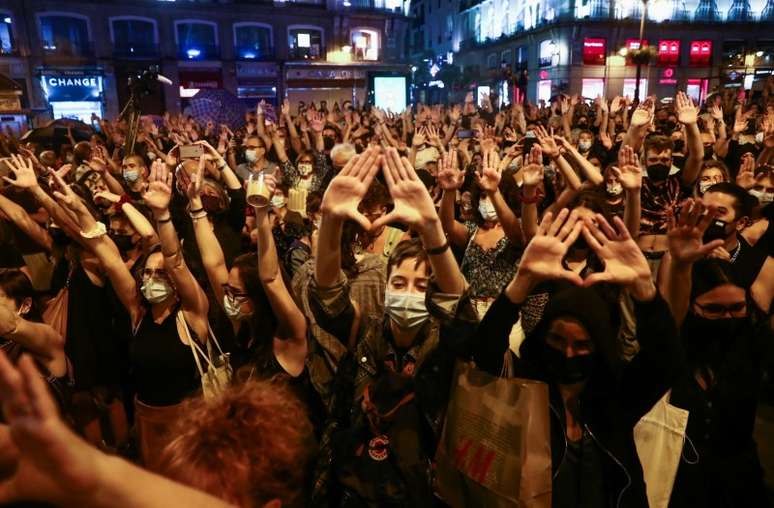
[113,44,160,59]
[177,44,220,61]
[235,46,276,61]
[42,41,95,58]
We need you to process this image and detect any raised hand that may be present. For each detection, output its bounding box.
[709,104,724,121]
[599,131,614,150]
[372,148,438,231]
[535,125,559,158]
[675,91,698,125]
[610,96,624,114]
[476,148,501,194]
[3,154,38,189]
[411,128,426,147]
[516,209,584,286]
[49,168,84,213]
[581,215,653,296]
[186,156,205,204]
[437,150,464,190]
[736,155,755,189]
[309,112,325,133]
[631,99,654,127]
[320,147,381,229]
[522,144,544,188]
[142,160,174,214]
[614,145,642,190]
[667,199,723,265]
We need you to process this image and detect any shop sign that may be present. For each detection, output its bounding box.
[236,63,278,79]
[41,73,102,102]
[178,69,222,89]
[286,69,367,80]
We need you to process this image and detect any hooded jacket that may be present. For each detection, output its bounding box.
[474,285,684,508]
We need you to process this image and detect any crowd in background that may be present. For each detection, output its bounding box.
[0,87,772,508]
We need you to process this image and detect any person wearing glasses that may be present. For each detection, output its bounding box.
[659,199,772,508]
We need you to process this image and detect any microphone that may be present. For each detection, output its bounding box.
[157,74,173,86]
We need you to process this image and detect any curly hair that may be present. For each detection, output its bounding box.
[158,380,316,508]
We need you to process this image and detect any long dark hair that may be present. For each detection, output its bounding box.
[232,253,279,349]
[0,268,42,322]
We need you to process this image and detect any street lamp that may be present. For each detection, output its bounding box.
[634,0,649,101]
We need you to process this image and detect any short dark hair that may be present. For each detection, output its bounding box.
[387,238,430,279]
[643,135,674,155]
[705,182,755,220]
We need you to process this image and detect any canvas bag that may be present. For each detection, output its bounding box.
[634,390,698,508]
[435,359,552,508]
[42,265,74,341]
[177,312,232,399]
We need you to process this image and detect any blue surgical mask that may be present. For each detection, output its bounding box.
[478,197,498,222]
[123,169,140,183]
[578,140,592,152]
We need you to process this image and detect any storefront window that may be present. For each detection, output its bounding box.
[686,79,708,104]
[516,45,528,70]
[288,27,323,60]
[689,40,712,66]
[41,73,103,123]
[583,38,606,66]
[722,41,746,67]
[111,18,157,58]
[658,40,680,66]
[175,21,218,60]
[753,41,774,67]
[39,14,91,56]
[581,78,605,99]
[234,24,274,60]
[539,40,556,67]
[537,79,551,103]
[351,28,379,61]
[0,15,14,54]
[623,78,648,102]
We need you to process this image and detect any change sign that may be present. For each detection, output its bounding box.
[41,73,102,102]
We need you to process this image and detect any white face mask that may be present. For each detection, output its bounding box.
[245,149,258,163]
[271,195,286,209]
[140,277,174,304]
[699,180,715,194]
[298,162,313,176]
[123,169,140,183]
[384,290,429,330]
[478,197,498,222]
[578,140,592,152]
[223,294,252,321]
[606,182,623,196]
[756,132,765,144]
[750,188,774,204]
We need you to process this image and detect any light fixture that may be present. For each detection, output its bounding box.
[3,17,11,24]
[342,45,352,52]
[343,0,351,5]
[355,36,367,49]
[186,48,201,58]
[243,52,256,59]
[757,50,764,57]
[618,47,629,56]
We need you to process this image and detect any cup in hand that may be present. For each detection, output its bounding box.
[246,172,271,207]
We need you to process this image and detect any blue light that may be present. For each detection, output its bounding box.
[186,48,201,59]
[3,17,11,24]
[243,52,256,59]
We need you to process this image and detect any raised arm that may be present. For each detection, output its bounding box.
[557,136,604,185]
[255,101,273,153]
[616,145,643,238]
[436,150,470,247]
[0,306,65,377]
[281,100,303,156]
[519,145,545,244]
[623,98,654,153]
[676,92,703,187]
[0,192,52,252]
[374,148,465,295]
[476,149,524,246]
[535,126,582,190]
[143,160,209,337]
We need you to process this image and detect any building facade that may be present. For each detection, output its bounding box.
[409,0,774,104]
[0,0,410,125]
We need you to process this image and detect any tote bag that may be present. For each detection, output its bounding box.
[177,312,232,400]
[435,359,552,508]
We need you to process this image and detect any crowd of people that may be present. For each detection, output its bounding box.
[0,87,771,507]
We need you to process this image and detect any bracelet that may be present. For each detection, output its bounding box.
[156,214,172,224]
[80,221,107,239]
[189,210,208,220]
[188,207,204,215]
[424,240,450,256]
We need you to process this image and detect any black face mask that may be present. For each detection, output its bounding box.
[702,218,732,243]
[664,120,677,131]
[109,233,136,252]
[704,146,714,160]
[673,140,685,153]
[543,345,594,385]
[323,137,336,151]
[682,312,747,366]
[647,163,671,181]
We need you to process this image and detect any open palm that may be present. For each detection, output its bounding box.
[4,155,38,189]
[142,160,173,213]
[320,148,380,229]
[582,215,651,287]
[519,210,583,285]
[668,199,723,264]
[437,150,464,190]
[676,92,698,125]
[373,148,437,230]
[476,150,501,193]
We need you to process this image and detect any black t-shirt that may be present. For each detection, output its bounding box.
[730,235,769,289]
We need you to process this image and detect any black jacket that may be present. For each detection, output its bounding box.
[474,286,684,508]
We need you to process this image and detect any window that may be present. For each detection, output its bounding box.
[0,14,14,54]
[288,26,323,60]
[722,41,745,67]
[110,17,157,57]
[539,40,556,67]
[516,45,528,70]
[753,41,774,67]
[689,40,712,66]
[501,50,512,68]
[623,78,648,102]
[38,13,91,56]
[487,53,498,69]
[582,38,606,66]
[657,40,680,66]
[234,23,273,60]
[582,78,605,99]
[351,28,379,61]
[686,79,709,104]
[175,20,218,60]
[537,79,552,102]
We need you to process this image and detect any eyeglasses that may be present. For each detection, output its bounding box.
[694,301,747,318]
[222,284,250,300]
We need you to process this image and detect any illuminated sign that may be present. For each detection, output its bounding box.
[658,40,680,65]
[583,38,606,66]
[659,67,677,84]
[689,40,712,66]
[41,73,102,102]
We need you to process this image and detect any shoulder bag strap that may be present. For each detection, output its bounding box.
[177,311,213,376]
